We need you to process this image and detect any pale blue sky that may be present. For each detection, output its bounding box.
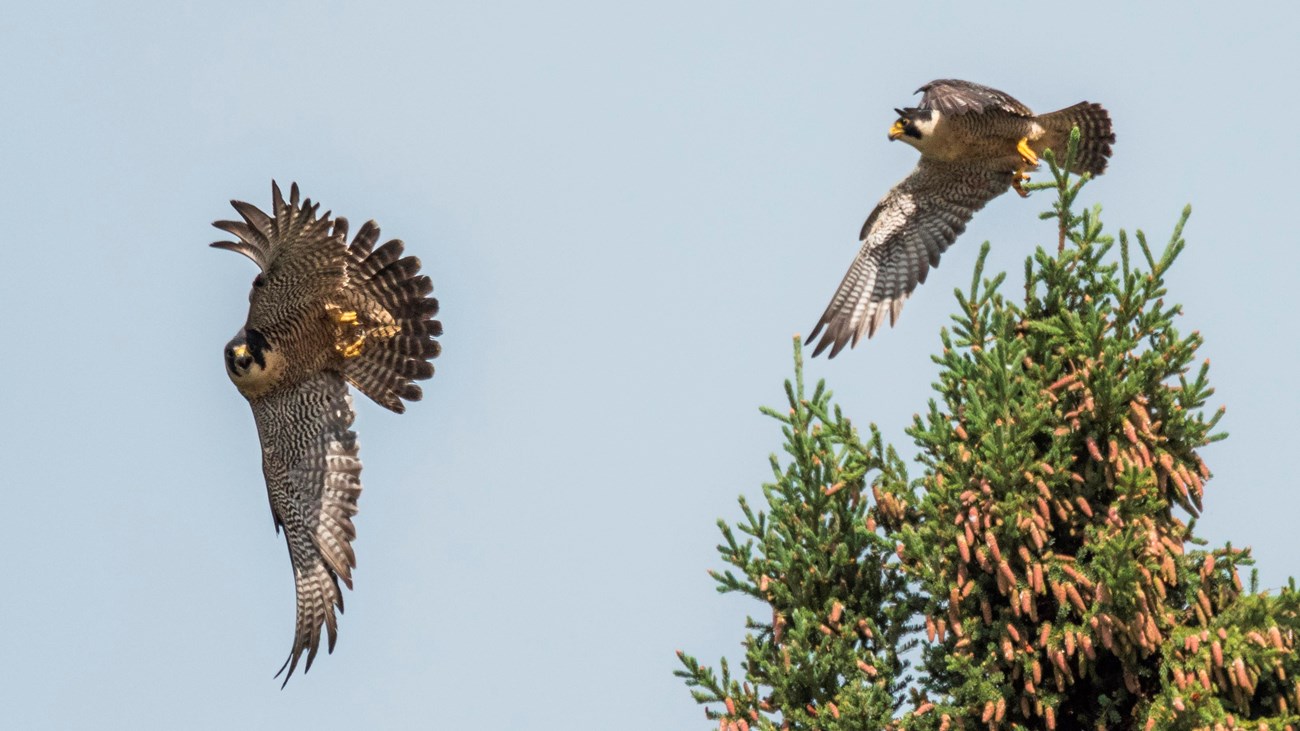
[2,2,1297,728]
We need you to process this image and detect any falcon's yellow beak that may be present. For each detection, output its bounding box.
[888,120,906,141]
[233,344,249,358]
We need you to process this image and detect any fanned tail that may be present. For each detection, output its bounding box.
[1038,102,1115,177]
[337,219,443,413]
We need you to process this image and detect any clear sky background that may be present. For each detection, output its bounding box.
[2,2,1297,728]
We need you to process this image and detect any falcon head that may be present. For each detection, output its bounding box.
[888,107,937,145]
[223,328,285,399]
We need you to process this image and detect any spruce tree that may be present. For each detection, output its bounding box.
[678,133,1300,731]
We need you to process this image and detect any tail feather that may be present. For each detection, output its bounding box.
[369,264,431,309]
[391,296,440,321]
[347,358,426,405]
[387,335,441,358]
[355,234,403,277]
[349,222,380,256]
[341,222,442,413]
[1038,102,1115,177]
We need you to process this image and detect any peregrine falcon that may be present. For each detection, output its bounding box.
[809,79,1114,357]
[213,182,442,684]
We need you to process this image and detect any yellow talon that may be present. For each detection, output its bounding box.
[1012,170,1031,198]
[327,301,399,358]
[1016,137,1038,167]
[325,304,358,323]
[339,335,367,358]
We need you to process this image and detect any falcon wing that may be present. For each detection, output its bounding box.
[808,159,1012,357]
[249,370,362,686]
[211,181,349,334]
[916,79,1033,117]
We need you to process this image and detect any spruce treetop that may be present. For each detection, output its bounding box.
[679,132,1299,731]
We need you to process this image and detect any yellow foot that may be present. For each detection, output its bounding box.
[325,304,359,324]
[339,334,367,358]
[326,302,400,358]
[1012,170,1031,198]
[326,305,366,357]
[1016,137,1039,167]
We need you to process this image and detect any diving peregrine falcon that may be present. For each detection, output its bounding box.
[213,182,442,685]
[809,79,1114,357]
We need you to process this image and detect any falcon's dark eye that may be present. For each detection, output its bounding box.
[253,274,266,288]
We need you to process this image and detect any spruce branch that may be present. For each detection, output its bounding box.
[677,337,918,731]
[682,128,1294,731]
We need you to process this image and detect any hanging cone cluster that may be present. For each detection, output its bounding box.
[879,143,1298,731]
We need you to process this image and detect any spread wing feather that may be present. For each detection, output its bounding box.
[917,79,1033,117]
[809,159,1012,357]
[250,370,362,686]
[212,181,350,335]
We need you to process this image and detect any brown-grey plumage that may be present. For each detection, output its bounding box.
[213,181,441,685]
[916,78,1033,116]
[809,79,1114,357]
